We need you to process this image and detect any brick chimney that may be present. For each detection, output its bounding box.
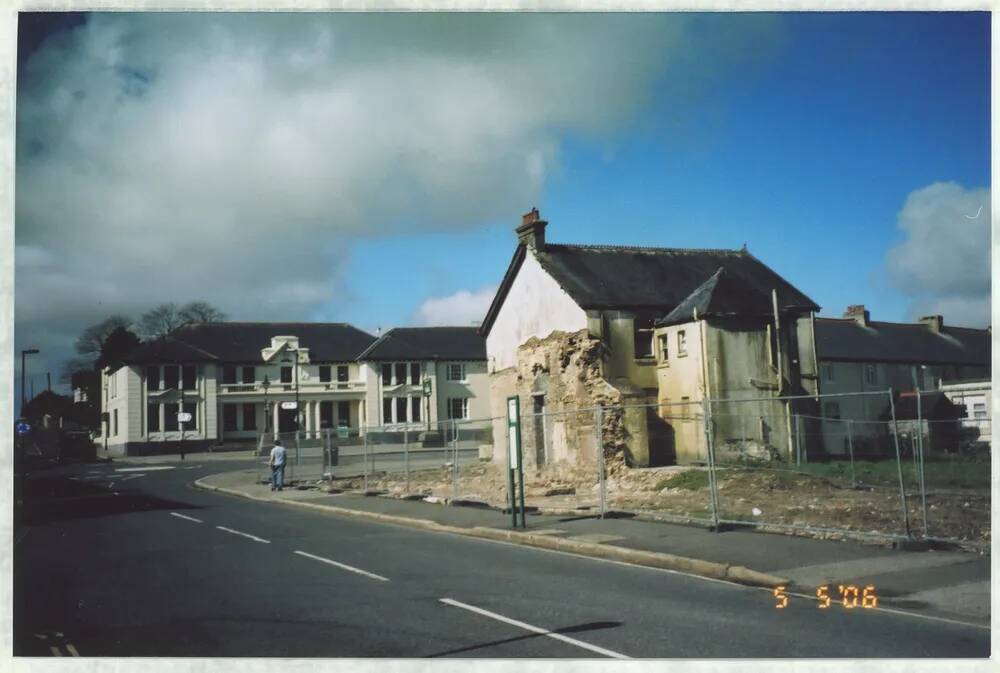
[920,315,943,333]
[516,207,547,251]
[843,304,870,327]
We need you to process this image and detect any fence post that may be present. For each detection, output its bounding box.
[452,419,459,501]
[915,387,928,537]
[363,424,369,492]
[404,425,410,494]
[846,420,856,488]
[702,397,721,531]
[595,405,606,519]
[888,389,912,539]
[794,414,802,466]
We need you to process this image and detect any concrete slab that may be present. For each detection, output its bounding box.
[776,550,979,586]
[567,533,628,544]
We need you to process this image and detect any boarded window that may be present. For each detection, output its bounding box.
[223,365,237,384]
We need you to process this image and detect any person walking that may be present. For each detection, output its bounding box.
[269,438,287,492]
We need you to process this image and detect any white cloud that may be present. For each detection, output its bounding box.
[15,13,780,381]
[885,182,990,327]
[413,286,498,327]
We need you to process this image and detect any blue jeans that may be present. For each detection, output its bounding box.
[272,465,285,491]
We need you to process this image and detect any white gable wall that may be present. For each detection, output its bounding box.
[486,251,588,372]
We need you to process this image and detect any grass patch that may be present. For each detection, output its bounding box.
[656,470,710,491]
[787,459,990,490]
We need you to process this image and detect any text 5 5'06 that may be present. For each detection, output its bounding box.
[773,585,878,610]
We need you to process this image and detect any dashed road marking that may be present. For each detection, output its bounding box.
[216,526,270,544]
[115,466,175,473]
[170,512,203,524]
[293,550,389,581]
[439,598,629,659]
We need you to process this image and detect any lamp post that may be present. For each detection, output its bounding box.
[20,348,39,417]
[262,375,271,434]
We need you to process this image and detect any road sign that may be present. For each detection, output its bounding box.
[281,401,298,410]
[15,420,30,435]
[177,412,193,423]
[507,398,519,469]
[423,380,432,397]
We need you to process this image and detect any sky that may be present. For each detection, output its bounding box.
[13,11,991,400]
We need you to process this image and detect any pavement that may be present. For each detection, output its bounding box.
[197,466,991,625]
[13,458,990,658]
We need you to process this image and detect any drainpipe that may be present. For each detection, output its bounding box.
[773,289,794,461]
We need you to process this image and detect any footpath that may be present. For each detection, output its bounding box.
[196,467,990,626]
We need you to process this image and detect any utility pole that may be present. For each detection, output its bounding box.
[47,372,51,392]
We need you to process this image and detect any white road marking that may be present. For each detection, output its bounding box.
[34,633,46,640]
[116,466,174,473]
[439,598,630,659]
[216,526,270,543]
[170,512,203,524]
[183,465,203,470]
[293,550,389,582]
[65,644,80,657]
[120,474,145,481]
[49,646,62,656]
[55,632,63,637]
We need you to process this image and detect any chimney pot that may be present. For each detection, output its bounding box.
[516,207,547,251]
[920,315,943,333]
[844,304,870,327]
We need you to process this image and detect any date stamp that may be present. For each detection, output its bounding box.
[773,585,878,610]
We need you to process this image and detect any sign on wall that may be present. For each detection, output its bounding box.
[280,401,298,410]
[177,412,193,423]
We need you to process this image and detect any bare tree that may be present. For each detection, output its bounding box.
[178,301,228,324]
[74,315,133,360]
[137,303,184,340]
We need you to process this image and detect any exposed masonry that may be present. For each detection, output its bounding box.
[490,329,648,478]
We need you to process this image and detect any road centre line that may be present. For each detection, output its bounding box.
[439,598,630,659]
[170,512,203,524]
[216,526,270,543]
[292,550,389,581]
[116,466,175,473]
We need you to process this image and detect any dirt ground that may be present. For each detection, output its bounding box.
[327,460,989,550]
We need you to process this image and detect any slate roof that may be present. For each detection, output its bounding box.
[356,327,486,361]
[125,322,377,364]
[656,267,777,326]
[815,318,990,366]
[481,243,818,335]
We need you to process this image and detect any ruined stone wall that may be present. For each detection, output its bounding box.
[488,329,645,477]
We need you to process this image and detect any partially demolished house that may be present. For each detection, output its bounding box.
[480,209,821,472]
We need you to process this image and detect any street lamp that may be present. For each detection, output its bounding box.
[20,349,39,417]
[262,375,271,434]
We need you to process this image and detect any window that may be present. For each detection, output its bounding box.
[411,396,421,422]
[147,403,160,433]
[163,365,179,390]
[821,364,835,384]
[223,405,238,431]
[280,366,292,384]
[242,366,255,384]
[658,335,669,362]
[113,409,118,436]
[824,402,841,420]
[973,403,987,420]
[147,366,160,391]
[382,397,393,424]
[410,362,420,385]
[677,331,687,357]
[864,364,877,386]
[447,398,469,420]
[394,363,407,385]
[320,401,334,428]
[165,403,179,431]
[337,401,350,427]
[446,363,466,382]
[381,364,392,385]
[222,365,237,384]
[182,365,196,391]
[183,402,197,430]
[337,365,349,382]
[242,403,256,431]
[633,318,655,359]
[318,365,331,383]
[396,397,408,423]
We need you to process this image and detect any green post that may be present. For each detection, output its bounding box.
[506,396,525,529]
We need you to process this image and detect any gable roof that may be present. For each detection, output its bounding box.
[481,243,818,335]
[815,318,990,366]
[357,327,486,361]
[656,267,778,326]
[126,322,377,364]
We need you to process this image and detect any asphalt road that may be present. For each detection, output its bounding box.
[13,460,990,658]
